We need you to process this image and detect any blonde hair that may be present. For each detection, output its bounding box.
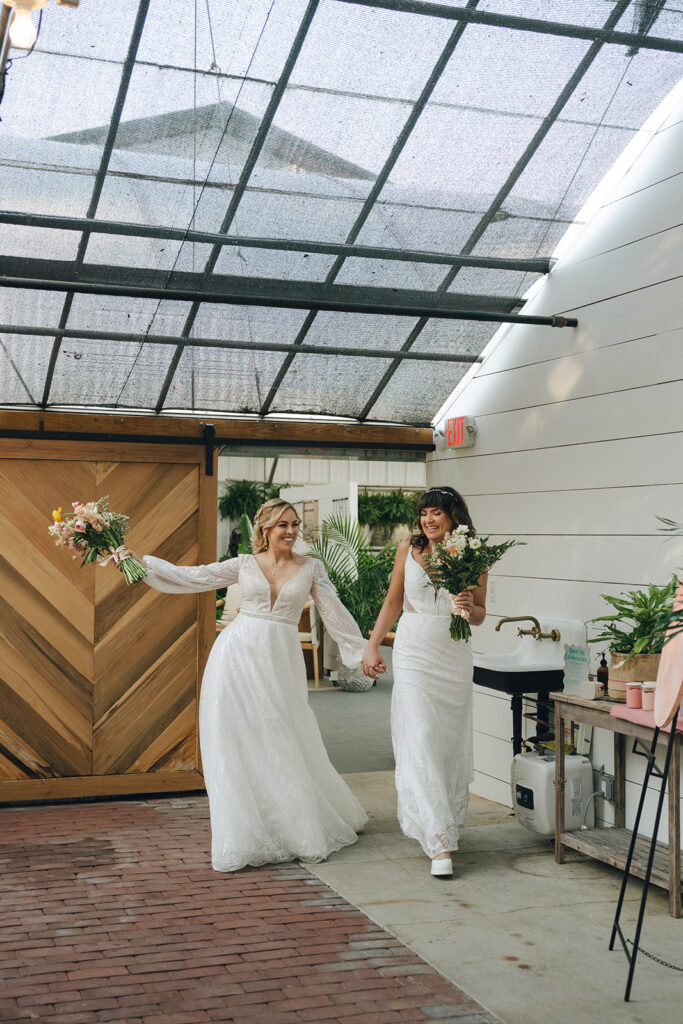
[252,498,298,553]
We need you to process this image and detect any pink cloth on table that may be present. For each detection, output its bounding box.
[610,705,683,733]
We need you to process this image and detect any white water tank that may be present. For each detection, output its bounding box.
[511,751,594,836]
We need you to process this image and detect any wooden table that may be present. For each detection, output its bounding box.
[553,692,682,917]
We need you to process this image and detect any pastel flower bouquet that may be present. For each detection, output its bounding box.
[423,525,523,640]
[49,497,146,585]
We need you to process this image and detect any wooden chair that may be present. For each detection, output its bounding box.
[298,600,321,687]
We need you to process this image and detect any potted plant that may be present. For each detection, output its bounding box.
[309,515,396,692]
[587,577,678,695]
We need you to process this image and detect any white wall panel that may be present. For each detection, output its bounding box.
[457,329,683,417]
[471,277,683,377]
[433,381,681,457]
[429,85,683,832]
[434,432,683,494]
[466,484,683,537]
[561,171,683,266]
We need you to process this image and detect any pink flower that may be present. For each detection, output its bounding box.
[74,521,86,531]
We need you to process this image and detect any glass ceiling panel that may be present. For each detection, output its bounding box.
[380,104,542,212]
[163,347,285,414]
[469,216,571,263]
[290,0,451,101]
[231,187,366,244]
[250,90,411,204]
[354,204,482,255]
[190,303,310,346]
[431,24,590,117]
[301,311,422,352]
[0,287,64,330]
[0,157,96,222]
[66,295,194,339]
[508,121,637,220]
[562,43,683,130]
[212,247,337,283]
[0,0,680,422]
[48,339,176,408]
[269,352,393,419]
[334,256,447,291]
[366,357,475,425]
[136,0,312,82]
[0,334,53,405]
[0,225,80,262]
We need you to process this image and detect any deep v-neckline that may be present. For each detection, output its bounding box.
[252,555,309,612]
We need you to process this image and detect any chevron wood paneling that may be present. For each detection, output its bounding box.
[0,441,216,802]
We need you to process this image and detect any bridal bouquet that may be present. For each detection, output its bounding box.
[49,497,146,585]
[424,525,523,640]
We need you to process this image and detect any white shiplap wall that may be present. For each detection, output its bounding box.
[428,87,683,838]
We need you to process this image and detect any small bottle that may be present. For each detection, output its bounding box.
[596,653,609,696]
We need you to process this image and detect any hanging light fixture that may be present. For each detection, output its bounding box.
[4,0,46,51]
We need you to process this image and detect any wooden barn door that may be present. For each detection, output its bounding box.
[0,440,215,802]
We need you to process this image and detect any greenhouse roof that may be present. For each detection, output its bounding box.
[0,0,681,426]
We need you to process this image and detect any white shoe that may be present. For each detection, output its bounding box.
[430,857,453,878]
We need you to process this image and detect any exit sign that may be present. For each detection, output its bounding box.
[446,416,476,448]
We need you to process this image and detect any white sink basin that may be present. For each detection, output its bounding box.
[473,617,586,673]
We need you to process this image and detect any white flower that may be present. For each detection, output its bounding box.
[468,537,482,550]
[456,524,469,535]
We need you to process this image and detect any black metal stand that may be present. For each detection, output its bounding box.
[609,707,679,1001]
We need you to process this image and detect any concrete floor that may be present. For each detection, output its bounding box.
[308,772,683,1024]
[309,673,394,774]
[307,686,683,1024]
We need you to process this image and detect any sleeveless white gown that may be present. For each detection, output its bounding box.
[391,546,474,858]
[142,553,368,871]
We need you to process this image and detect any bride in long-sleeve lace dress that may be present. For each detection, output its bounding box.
[139,498,372,872]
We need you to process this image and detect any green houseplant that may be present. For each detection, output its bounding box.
[218,480,280,522]
[358,489,419,545]
[309,515,395,691]
[587,576,678,688]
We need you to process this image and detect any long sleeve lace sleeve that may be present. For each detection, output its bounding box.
[142,554,242,594]
[310,559,366,669]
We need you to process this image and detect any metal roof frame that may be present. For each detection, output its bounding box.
[256,0,481,416]
[0,210,552,274]
[341,0,683,54]
[356,0,633,419]
[40,0,152,409]
[153,0,322,413]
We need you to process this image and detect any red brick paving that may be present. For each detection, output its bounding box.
[0,795,498,1024]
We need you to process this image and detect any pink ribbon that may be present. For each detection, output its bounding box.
[101,545,131,568]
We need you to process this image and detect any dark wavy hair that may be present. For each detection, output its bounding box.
[410,486,475,552]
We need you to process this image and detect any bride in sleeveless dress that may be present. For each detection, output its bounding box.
[362,486,487,878]
[130,498,377,872]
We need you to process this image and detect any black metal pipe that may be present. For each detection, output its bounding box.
[0,323,484,364]
[0,275,578,327]
[339,0,683,54]
[0,210,552,274]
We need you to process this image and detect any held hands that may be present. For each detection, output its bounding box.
[361,644,388,680]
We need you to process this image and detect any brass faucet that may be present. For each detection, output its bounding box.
[495,616,561,642]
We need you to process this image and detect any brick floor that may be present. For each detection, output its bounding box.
[0,796,499,1024]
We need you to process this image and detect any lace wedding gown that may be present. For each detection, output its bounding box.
[391,546,474,858]
[142,553,368,871]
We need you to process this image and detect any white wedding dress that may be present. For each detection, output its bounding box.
[391,546,474,858]
[142,553,368,871]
